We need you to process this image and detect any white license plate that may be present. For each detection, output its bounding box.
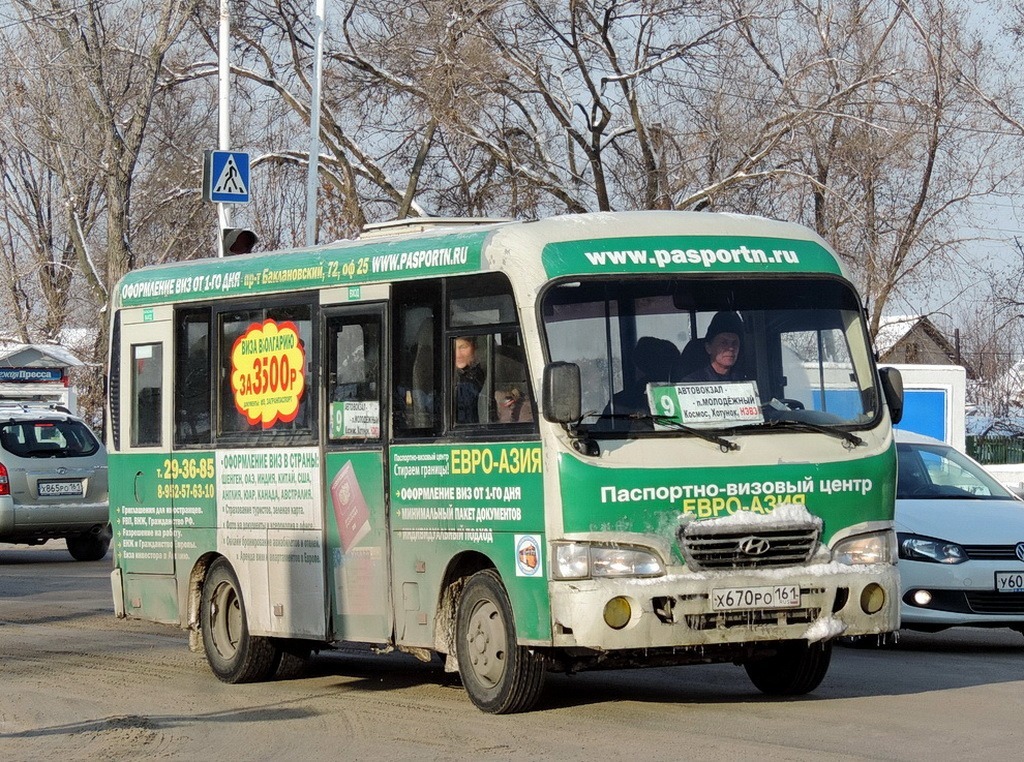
[38,480,84,497]
[711,585,801,611]
[995,571,1024,593]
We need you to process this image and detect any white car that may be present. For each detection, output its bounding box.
[895,430,1024,636]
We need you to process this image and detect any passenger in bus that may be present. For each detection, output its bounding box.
[682,311,745,383]
[454,336,487,423]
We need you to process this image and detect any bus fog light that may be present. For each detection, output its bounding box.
[860,583,886,614]
[912,589,932,606]
[603,597,632,629]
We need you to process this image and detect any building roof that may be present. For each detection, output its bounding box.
[0,341,84,368]
[875,314,965,370]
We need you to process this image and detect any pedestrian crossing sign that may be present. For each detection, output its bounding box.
[204,150,251,204]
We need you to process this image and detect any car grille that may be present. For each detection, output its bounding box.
[961,544,1024,561]
[966,592,1024,614]
[680,522,822,570]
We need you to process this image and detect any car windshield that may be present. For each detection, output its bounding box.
[896,441,1016,500]
[0,419,100,458]
[541,276,879,437]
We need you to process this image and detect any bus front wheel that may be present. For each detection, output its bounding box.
[744,639,832,695]
[201,558,276,683]
[455,569,546,714]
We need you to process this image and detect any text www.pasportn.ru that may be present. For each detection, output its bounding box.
[583,246,800,268]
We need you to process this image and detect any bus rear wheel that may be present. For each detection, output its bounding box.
[201,558,276,683]
[744,639,832,695]
[455,569,546,714]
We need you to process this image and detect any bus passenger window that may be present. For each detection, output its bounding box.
[452,332,533,426]
[131,343,163,447]
[493,342,532,423]
[175,309,211,446]
[393,282,442,436]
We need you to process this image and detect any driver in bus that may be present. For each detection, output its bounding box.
[683,311,745,383]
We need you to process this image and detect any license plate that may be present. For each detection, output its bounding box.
[711,585,801,611]
[995,571,1024,593]
[38,480,84,497]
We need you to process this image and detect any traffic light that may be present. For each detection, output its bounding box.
[223,228,257,255]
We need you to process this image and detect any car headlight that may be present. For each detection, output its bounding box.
[553,542,665,579]
[832,530,896,565]
[897,533,968,564]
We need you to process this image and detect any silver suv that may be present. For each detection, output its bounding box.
[0,403,110,561]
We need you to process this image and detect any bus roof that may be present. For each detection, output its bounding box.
[113,211,847,310]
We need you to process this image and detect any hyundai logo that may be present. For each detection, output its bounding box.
[737,536,772,556]
[1016,542,1024,563]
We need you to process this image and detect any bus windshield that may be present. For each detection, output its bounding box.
[541,276,879,435]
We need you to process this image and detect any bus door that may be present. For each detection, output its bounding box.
[322,294,391,643]
[111,305,178,622]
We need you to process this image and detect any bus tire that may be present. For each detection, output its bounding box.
[201,558,276,683]
[455,569,546,714]
[744,639,832,695]
[271,640,313,680]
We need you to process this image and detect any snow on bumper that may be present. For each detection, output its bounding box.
[549,562,900,650]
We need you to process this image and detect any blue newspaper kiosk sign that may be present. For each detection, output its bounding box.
[203,150,251,204]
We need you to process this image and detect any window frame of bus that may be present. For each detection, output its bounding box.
[169,298,318,448]
[446,274,535,431]
[392,273,535,437]
[175,307,213,447]
[130,342,163,448]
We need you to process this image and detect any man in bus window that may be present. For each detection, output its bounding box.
[683,311,744,383]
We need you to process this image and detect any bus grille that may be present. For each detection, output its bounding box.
[684,607,822,630]
[681,522,821,570]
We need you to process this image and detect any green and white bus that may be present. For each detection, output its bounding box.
[108,211,904,713]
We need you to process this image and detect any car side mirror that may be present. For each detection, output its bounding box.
[543,362,581,423]
[879,366,904,425]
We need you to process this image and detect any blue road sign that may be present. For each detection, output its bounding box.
[204,150,251,204]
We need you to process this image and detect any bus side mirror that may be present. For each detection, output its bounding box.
[543,362,581,423]
[879,366,904,425]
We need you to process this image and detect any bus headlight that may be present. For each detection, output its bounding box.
[832,530,896,565]
[553,542,665,579]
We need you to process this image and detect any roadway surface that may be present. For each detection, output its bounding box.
[1,541,1022,760]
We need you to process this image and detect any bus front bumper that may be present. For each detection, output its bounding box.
[548,562,899,650]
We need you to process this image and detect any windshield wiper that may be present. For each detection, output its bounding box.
[752,418,864,447]
[582,412,739,451]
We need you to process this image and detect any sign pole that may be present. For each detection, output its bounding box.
[305,0,326,247]
[218,0,232,257]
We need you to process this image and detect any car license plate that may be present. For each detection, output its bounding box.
[995,571,1024,593]
[37,480,84,497]
[711,585,801,611]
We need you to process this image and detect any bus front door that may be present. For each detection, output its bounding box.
[111,306,179,622]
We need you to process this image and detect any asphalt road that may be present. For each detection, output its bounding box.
[2,541,1022,760]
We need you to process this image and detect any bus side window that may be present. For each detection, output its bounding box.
[393,282,441,436]
[175,309,212,446]
[492,341,533,423]
[131,343,163,447]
